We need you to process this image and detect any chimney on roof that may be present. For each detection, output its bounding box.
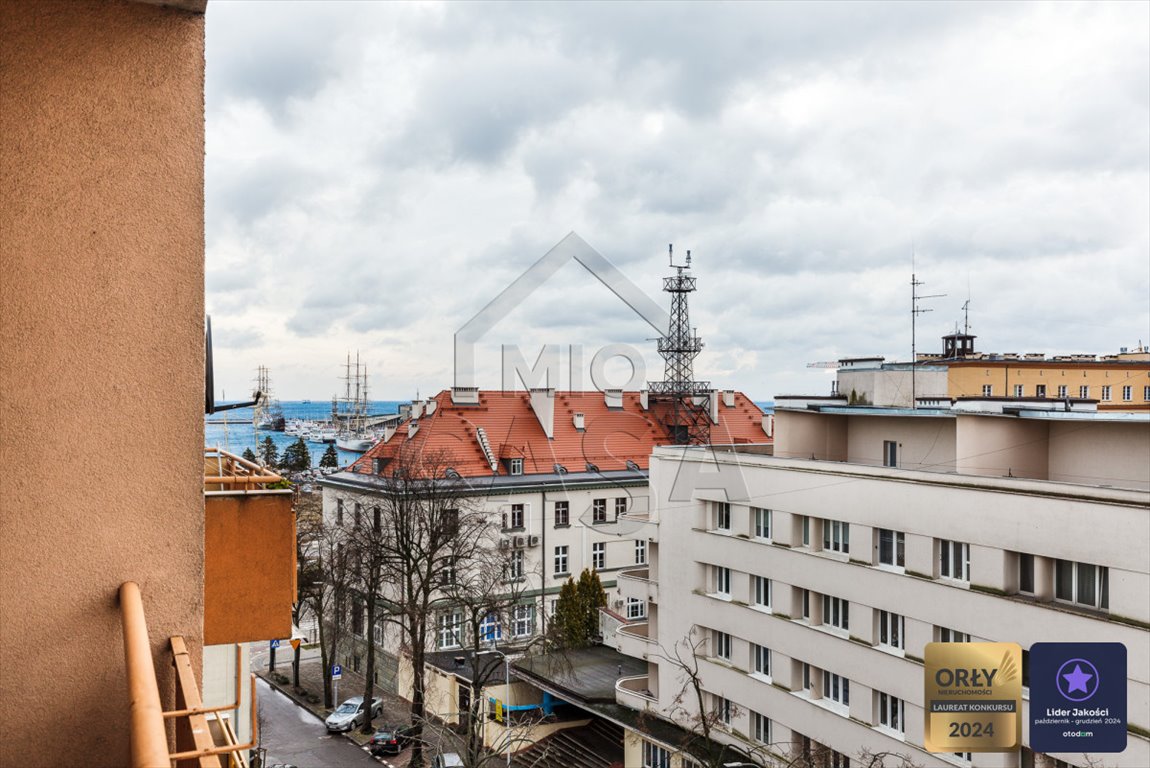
[530,387,555,439]
[639,390,648,410]
[722,390,735,408]
[708,390,719,424]
[573,412,585,431]
[762,413,774,438]
[411,400,424,419]
[604,388,623,409]
[425,399,438,416]
[381,424,397,443]
[451,386,480,405]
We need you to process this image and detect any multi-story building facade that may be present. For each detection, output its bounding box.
[616,398,1149,767]
[833,334,1150,412]
[319,386,769,681]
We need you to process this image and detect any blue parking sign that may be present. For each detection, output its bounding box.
[332,664,342,680]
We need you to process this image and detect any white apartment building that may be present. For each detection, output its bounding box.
[615,398,1149,768]
[319,387,767,684]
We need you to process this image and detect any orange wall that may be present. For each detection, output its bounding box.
[204,494,297,645]
[0,1,206,765]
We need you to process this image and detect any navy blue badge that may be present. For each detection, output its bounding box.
[1030,642,1126,753]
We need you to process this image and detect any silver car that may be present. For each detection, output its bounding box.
[432,754,464,768]
[324,695,383,732]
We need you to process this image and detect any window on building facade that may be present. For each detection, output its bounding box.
[509,457,523,475]
[823,519,849,554]
[939,539,970,581]
[713,630,731,660]
[438,610,462,649]
[982,384,993,397]
[592,498,607,524]
[1036,384,1047,398]
[440,555,457,587]
[878,692,905,735]
[512,604,535,637]
[714,501,731,531]
[800,515,811,546]
[1079,385,1090,398]
[480,611,502,643]
[1101,385,1112,401]
[714,566,731,597]
[554,500,569,527]
[752,643,771,677]
[509,550,526,581]
[801,588,811,621]
[1122,385,1132,401]
[878,529,905,569]
[937,626,970,643]
[751,711,770,744]
[883,440,898,467]
[1013,384,1024,397]
[554,545,568,576]
[592,541,605,570]
[823,595,849,632]
[626,597,647,620]
[752,507,771,539]
[642,741,670,768]
[801,662,813,692]
[823,671,850,708]
[1055,559,1109,610]
[1018,552,1034,594]
[615,497,627,520]
[336,498,344,525]
[752,575,771,610]
[634,539,647,565]
[714,695,732,725]
[351,599,364,636]
[353,503,362,529]
[1144,385,1150,401]
[878,610,904,651]
[504,503,524,530]
[1057,384,1068,398]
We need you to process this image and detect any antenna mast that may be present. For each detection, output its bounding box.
[911,255,945,409]
[648,244,711,444]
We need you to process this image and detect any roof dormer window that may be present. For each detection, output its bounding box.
[509,457,523,476]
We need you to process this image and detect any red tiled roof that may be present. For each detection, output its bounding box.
[352,390,769,478]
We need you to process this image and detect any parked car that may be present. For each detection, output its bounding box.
[432,753,465,768]
[324,695,383,732]
[369,724,416,756]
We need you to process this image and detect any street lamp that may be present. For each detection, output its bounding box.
[482,646,511,768]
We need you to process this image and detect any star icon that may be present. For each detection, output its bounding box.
[1062,663,1094,694]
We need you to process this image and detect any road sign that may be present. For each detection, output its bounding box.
[332,664,342,680]
[290,638,301,651]
[270,639,281,649]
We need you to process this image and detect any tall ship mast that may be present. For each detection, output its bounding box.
[334,352,374,452]
[252,365,284,431]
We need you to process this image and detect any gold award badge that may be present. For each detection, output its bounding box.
[924,642,1021,752]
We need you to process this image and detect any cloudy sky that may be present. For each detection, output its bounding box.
[205,1,1149,401]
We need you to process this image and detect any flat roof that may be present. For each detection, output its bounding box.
[512,646,645,703]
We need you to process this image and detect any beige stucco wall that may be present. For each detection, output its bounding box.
[0,1,206,765]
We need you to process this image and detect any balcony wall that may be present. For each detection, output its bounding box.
[618,567,659,604]
[615,621,654,661]
[204,492,296,645]
[0,1,206,765]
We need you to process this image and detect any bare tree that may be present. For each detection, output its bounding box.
[299,508,354,708]
[655,627,924,768]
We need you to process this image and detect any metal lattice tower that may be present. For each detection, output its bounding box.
[648,245,711,444]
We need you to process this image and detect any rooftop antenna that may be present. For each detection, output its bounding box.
[911,247,945,409]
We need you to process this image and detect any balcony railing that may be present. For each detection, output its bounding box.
[120,581,257,768]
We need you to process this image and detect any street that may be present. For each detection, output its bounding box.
[256,678,382,768]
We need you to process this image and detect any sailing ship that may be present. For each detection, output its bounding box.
[253,365,285,430]
[334,352,375,452]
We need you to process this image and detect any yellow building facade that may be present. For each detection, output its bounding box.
[946,354,1150,411]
